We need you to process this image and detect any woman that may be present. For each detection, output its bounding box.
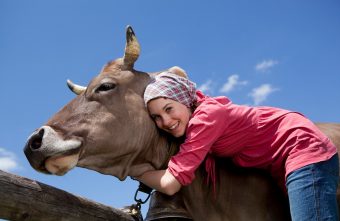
[135,71,339,220]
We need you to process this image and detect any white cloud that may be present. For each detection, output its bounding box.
[249,84,278,105]
[255,59,278,72]
[219,74,248,93]
[198,80,213,94]
[0,148,19,172]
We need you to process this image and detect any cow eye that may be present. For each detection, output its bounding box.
[95,83,116,93]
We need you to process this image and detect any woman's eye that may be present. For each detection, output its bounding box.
[152,115,161,121]
[165,107,172,113]
[95,83,116,93]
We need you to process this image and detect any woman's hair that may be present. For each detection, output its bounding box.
[144,72,197,108]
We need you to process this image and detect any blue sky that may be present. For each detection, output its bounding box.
[1,0,340,218]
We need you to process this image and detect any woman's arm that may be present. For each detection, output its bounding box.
[135,169,182,196]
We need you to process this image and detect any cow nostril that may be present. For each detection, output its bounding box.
[29,129,45,150]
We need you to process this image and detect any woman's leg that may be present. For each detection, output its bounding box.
[286,154,339,221]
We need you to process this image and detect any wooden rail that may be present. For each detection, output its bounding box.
[0,170,135,221]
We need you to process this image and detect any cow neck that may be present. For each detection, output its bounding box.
[160,140,179,170]
[160,133,184,169]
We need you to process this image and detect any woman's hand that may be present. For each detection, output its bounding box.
[135,169,182,196]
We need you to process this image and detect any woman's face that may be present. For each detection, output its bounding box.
[147,97,192,137]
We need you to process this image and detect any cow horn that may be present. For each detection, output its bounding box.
[123,25,140,69]
[67,79,86,95]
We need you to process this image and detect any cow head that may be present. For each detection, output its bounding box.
[24,26,179,180]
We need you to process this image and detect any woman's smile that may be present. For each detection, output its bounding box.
[166,121,182,136]
[168,122,179,130]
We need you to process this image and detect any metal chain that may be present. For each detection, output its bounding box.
[134,182,152,206]
[120,178,153,221]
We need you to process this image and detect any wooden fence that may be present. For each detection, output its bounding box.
[0,170,135,221]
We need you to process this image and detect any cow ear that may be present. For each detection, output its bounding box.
[168,66,188,78]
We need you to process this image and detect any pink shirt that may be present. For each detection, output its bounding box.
[168,91,337,189]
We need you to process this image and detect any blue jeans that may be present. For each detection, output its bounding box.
[286,154,339,221]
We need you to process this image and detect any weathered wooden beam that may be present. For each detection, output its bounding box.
[0,170,135,221]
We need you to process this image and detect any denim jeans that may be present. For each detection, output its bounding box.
[286,154,339,221]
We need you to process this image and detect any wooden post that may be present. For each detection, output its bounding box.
[0,170,135,221]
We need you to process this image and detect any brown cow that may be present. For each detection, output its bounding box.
[24,26,340,221]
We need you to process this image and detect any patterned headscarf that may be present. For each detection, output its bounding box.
[144,72,197,108]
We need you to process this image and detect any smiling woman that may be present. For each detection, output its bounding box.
[137,70,339,221]
[148,98,192,138]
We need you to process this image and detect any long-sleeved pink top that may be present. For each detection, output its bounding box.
[168,91,337,189]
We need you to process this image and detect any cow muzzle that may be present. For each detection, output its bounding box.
[24,126,82,175]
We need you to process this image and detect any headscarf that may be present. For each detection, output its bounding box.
[144,72,197,108]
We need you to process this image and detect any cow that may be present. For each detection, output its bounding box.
[24,26,340,221]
